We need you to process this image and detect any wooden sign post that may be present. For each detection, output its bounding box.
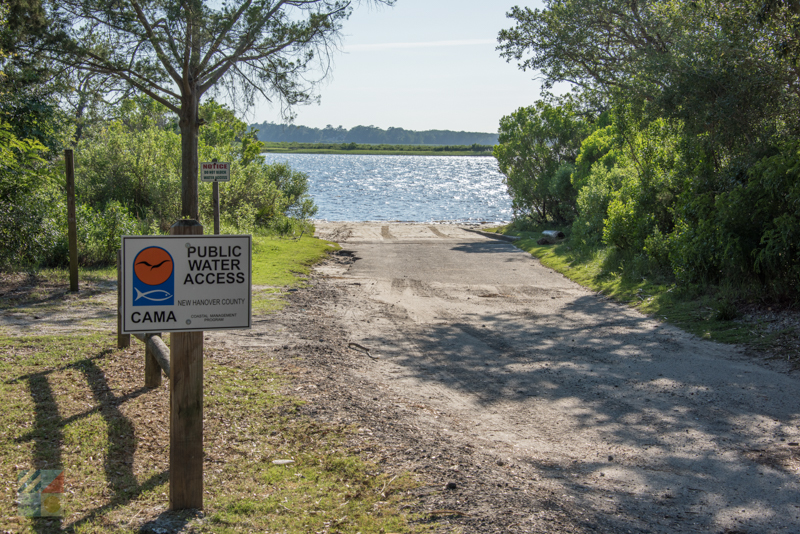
[213,182,220,235]
[119,227,252,510]
[200,161,229,236]
[65,149,79,292]
[117,250,130,349]
[169,219,204,509]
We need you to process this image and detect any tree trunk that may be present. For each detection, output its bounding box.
[72,103,85,147]
[179,92,201,220]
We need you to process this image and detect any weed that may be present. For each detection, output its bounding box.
[714,297,740,321]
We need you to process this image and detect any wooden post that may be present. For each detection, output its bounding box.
[169,219,204,510]
[65,149,79,292]
[117,250,130,349]
[144,333,163,388]
[134,333,170,378]
[212,181,220,235]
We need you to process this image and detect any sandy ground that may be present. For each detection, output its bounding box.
[285,222,800,533]
[3,222,800,533]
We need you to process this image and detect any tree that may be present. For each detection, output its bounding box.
[497,1,800,294]
[40,0,391,220]
[60,69,133,145]
[497,1,799,158]
[493,99,592,223]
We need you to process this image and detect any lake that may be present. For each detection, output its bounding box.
[260,153,512,223]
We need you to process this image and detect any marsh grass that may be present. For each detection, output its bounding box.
[260,141,493,157]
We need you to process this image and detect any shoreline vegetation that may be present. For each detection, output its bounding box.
[487,0,800,360]
[484,223,800,362]
[260,141,495,156]
[251,122,499,147]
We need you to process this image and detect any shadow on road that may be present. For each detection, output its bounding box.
[363,293,800,532]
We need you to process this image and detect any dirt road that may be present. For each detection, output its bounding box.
[9,221,797,532]
[278,222,800,533]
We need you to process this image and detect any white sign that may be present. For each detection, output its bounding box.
[201,161,230,182]
[121,235,251,334]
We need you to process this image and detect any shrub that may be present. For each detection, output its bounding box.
[571,163,631,246]
[76,121,182,231]
[0,188,63,270]
[494,99,592,223]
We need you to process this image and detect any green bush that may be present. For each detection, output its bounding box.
[571,123,618,192]
[75,201,140,265]
[571,163,631,246]
[748,144,800,294]
[0,188,63,270]
[667,143,800,294]
[199,161,317,234]
[494,99,592,223]
[76,121,182,232]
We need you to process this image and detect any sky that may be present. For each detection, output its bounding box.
[249,0,547,134]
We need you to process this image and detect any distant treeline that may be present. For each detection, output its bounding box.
[251,122,499,146]
[261,142,494,155]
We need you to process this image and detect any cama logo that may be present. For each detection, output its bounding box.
[132,246,174,306]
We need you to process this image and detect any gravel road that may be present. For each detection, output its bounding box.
[283,221,800,533]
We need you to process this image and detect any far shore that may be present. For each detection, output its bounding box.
[260,141,496,157]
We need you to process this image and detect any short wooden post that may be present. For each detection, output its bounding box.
[117,250,130,349]
[169,219,204,510]
[144,333,162,388]
[134,334,170,378]
[65,149,79,292]
[212,181,220,235]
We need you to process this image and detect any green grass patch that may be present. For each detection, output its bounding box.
[0,332,430,533]
[252,234,339,287]
[250,234,339,316]
[494,222,791,349]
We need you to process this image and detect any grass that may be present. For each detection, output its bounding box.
[252,234,339,287]
[250,234,340,315]
[261,141,494,157]
[0,230,432,533]
[0,333,429,533]
[491,222,796,352]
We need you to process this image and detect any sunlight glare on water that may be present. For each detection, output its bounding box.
[261,154,512,223]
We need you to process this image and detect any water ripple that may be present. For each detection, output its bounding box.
[261,154,512,223]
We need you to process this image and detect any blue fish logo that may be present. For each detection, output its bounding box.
[133,246,174,307]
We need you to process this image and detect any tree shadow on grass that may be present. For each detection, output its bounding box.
[12,350,174,533]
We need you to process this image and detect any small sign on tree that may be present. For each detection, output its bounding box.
[200,162,230,183]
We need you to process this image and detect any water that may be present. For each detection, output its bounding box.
[261,153,512,223]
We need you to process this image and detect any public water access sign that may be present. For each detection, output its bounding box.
[121,235,251,334]
[201,161,230,182]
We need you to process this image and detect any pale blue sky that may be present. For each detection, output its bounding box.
[250,1,546,133]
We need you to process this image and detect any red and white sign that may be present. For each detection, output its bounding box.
[201,162,230,182]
